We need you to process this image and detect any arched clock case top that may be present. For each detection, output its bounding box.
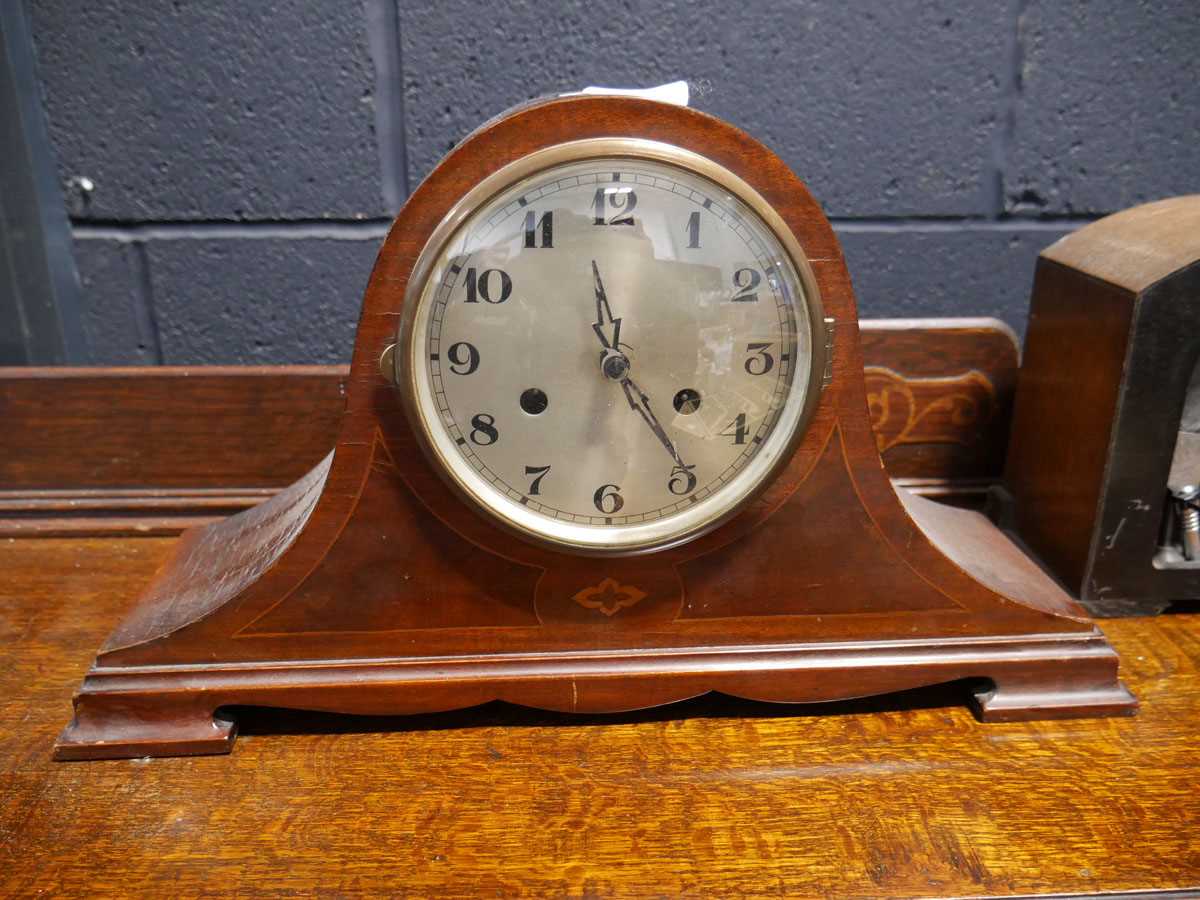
[56,94,1135,761]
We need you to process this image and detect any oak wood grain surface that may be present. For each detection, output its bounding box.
[2,535,1197,898]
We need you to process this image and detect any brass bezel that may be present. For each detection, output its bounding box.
[396,137,828,555]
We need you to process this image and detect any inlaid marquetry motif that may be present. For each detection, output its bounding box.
[864,367,997,452]
[572,577,648,616]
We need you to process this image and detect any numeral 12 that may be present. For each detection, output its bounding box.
[593,188,637,226]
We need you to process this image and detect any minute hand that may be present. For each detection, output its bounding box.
[620,375,688,470]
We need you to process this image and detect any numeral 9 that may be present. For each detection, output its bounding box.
[447,341,479,375]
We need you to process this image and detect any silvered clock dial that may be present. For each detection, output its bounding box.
[397,138,826,553]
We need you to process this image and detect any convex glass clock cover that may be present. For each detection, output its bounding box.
[397,139,826,553]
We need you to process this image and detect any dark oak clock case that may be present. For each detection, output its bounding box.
[56,95,1135,760]
[1005,196,1200,616]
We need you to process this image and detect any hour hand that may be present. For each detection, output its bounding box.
[591,260,622,350]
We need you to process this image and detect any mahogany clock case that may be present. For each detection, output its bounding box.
[55,95,1135,760]
[1005,196,1200,617]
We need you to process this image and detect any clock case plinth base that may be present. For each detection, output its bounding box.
[56,95,1135,760]
[56,632,1132,761]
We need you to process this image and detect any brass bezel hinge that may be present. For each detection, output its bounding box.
[822,317,835,387]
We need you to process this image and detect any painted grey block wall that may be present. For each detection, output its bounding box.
[72,239,157,365]
[24,0,1200,364]
[401,0,1011,217]
[28,0,385,221]
[1007,0,1200,215]
[838,226,1073,322]
[146,235,383,364]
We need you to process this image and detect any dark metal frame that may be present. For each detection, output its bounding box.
[0,1,85,364]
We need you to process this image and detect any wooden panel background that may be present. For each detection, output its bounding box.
[0,318,1016,536]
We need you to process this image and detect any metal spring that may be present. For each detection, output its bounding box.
[1180,501,1200,560]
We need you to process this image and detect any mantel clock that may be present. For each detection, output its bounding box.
[57,93,1135,760]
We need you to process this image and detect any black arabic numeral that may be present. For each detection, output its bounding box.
[686,211,701,248]
[720,413,749,445]
[446,341,479,375]
[744,342,775,376]
[524,464,551,496]
[593,483,624,514]
[523,211,553,249]
[732,267,761,302]
[668,464,697,495]
[464,267,512,304]
[469,413,499,445]
[592,187,637,226]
